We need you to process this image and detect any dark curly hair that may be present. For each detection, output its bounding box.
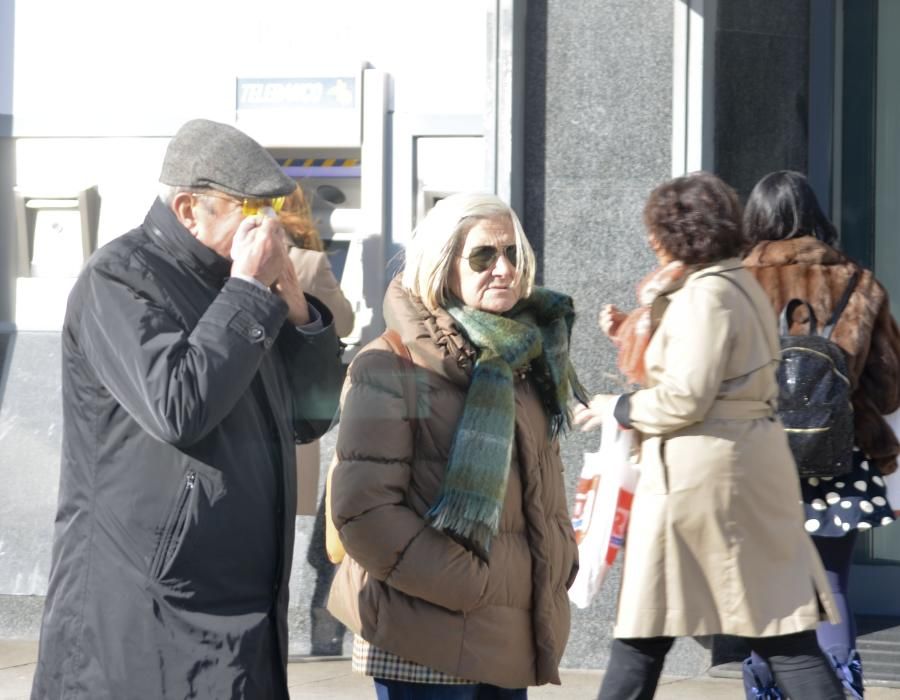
[643,171,745,265]
[743,170,838,246]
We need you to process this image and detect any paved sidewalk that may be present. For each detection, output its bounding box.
[5,639,900,699]
[283,657,739,698]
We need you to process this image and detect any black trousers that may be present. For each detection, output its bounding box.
[597,631,844,700]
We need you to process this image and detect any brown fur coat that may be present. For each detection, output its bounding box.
[743,237,900,474]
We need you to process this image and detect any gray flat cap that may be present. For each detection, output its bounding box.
[159,118,296,198]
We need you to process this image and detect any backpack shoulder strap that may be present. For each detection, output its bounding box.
[822,271,860,340]
[381,329,418,431]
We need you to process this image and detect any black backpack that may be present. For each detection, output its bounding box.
[776,272,858,478]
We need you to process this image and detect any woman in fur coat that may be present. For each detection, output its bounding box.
[740,170,900,699]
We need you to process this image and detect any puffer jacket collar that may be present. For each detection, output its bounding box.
[382,277,476,387]
[144,197,232,287]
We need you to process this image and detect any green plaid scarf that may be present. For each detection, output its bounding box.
[427,287,588,556]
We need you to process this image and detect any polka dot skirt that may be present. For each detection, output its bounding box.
[801,449,896,537]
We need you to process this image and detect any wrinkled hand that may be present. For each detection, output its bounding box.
[599,304,626,337]
[230,215,288,287]
[273,260,310,326]
[572,393,617,432]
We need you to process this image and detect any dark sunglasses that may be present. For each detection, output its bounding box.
[460,244,518,272]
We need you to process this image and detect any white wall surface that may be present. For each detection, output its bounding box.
[11,0,488,136]
[8,0,491,245]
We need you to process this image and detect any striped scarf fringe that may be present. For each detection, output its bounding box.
[427,287,587,556]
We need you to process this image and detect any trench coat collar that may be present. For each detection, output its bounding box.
[144,197,232,286]
[649,257,744,329]
[686,257,745,279]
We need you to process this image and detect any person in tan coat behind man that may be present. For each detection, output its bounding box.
[575,172,845,700]
[280,184,356,657]
[328,192,586,698]
[280,184,355,516]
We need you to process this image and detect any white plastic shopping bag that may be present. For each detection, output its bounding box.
[568,399,639,609]
[881,409,900,514]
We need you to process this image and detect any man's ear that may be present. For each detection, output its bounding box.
[172,192,198,232]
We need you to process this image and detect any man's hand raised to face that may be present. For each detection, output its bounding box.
[230,215,288,288]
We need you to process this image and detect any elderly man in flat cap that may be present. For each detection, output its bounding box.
[31,119,344,700]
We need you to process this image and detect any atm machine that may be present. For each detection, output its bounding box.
[0,187,99,603]
[236,65,392,360]
[12,186,99,330]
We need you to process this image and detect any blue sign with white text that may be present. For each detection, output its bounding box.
[236,77,357,110]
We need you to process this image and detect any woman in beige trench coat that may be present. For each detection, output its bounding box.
[575,172,844,699]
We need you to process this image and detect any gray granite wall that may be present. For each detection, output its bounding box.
[714,0,810,199]
[523,0,711,676]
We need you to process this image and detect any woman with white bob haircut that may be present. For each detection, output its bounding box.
[327,192,587,698]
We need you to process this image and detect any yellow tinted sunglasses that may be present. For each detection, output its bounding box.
[194,192,286,217]
[241,196,286,217]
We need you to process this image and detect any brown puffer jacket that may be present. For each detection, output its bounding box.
[743,237,900,474]
[327,278,578,688]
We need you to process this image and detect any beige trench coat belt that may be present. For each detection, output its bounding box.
[705,400,775,420]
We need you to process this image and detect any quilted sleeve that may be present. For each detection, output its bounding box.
[330,346,489,613]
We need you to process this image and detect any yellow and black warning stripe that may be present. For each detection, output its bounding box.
[277,158,360,167]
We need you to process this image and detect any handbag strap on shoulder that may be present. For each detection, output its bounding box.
[382,328,411,362]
